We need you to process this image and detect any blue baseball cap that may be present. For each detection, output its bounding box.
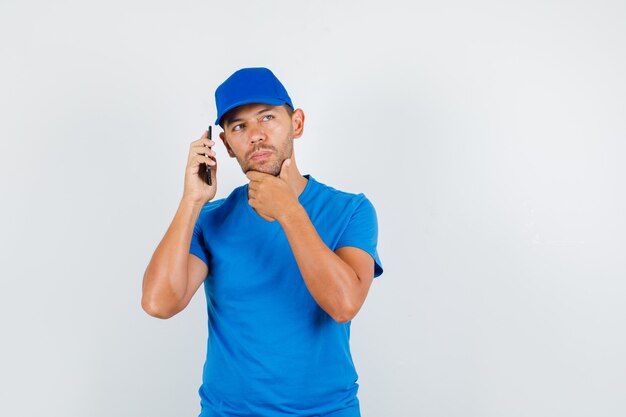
[214,67,294,126]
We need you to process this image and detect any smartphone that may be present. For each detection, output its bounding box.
[199,126,212,185]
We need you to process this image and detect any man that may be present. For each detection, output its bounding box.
[142,67,383,416]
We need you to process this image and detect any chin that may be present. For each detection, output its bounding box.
[245,161,281,176]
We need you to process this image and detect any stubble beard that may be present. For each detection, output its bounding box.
[239,136,294,177]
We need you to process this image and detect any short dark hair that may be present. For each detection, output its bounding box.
[283,103,294,117]
[220,104,293,128]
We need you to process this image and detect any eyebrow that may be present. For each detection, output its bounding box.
[225,107,274,127]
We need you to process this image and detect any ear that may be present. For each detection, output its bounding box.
[220,131,236,158]
[291,108,305,139]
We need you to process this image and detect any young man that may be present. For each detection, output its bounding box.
[142,67,383,416]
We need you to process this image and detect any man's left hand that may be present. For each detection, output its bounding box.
[246,159,300,222]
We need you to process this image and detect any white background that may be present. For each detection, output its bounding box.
[1,1,625,416]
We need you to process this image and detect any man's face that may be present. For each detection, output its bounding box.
[219,103,298,176]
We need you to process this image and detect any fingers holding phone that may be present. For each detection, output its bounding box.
[183,129,218,205]
[199,126,214,186]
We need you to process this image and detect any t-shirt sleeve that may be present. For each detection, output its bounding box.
[335,195,383,278]
[189,214,209,266]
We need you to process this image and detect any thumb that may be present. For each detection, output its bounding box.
[279,158,291,180]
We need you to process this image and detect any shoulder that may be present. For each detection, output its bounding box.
[306,175,374,211]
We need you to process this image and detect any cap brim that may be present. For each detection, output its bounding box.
[215,97,289,126]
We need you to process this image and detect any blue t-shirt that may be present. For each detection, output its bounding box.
[189,174,383,417]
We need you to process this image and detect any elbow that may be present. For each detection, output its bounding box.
[141,269,184,319]
[330,303,359,324]
[327,285,365,324]
[333,313,356,324]
[141,295,178,319]
[334,315,353,324]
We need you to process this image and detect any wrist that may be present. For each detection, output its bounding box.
[277,200,306,225]
[181,195,206,210]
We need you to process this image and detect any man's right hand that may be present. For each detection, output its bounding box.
[183,130,217,205]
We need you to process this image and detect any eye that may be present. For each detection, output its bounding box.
[232,123,244,132]
[262,114,274,121]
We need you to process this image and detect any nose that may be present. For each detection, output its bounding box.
[248,123,266,144]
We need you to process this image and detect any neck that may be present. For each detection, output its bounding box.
[286,157,308,198]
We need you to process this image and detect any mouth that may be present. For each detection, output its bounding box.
[249,150,273,161]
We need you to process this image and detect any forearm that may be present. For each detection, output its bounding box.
[141,198,202,318]
[279,204,362,323]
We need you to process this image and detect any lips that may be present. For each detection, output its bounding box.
[250,150,273,161]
